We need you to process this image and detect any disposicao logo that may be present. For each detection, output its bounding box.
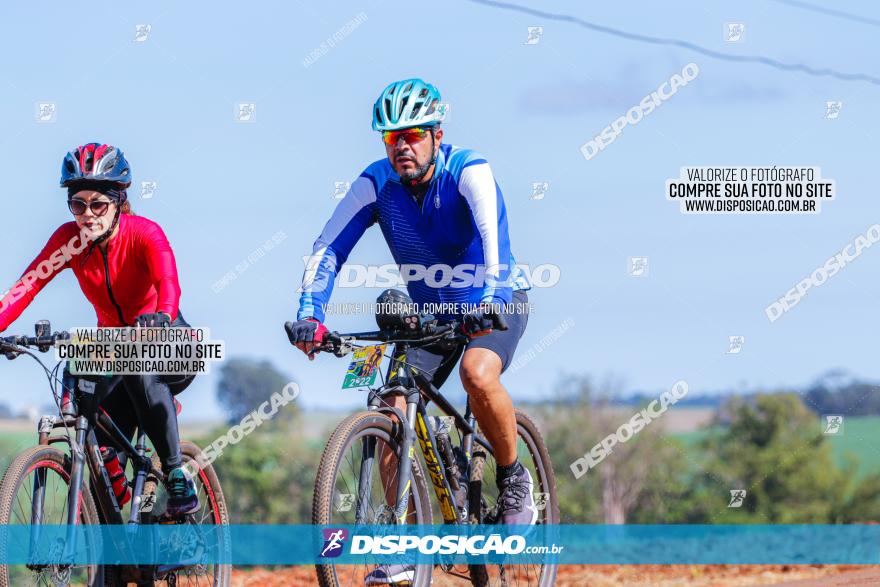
[319,528,348,558]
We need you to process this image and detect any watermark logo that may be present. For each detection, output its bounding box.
[350,534,534,555]
[534,492,549,512]
[728,489,746,508]
[724,23,745,42]
[823,415,844,435]
[302,12,368,68]
[824,100,842,120]
[332,181,350,199]
[139,493,156,513]
[184,383,300,476]
[524,26,543,45]
[235,102,256,123]
[213,230,287,293]
[141,181,157,199]
[727,335,745,354]
[766,224,880,322]
[62,327,224,376]
[0,227,95,314]
[667,166,835,215]
[299,261,560,292]
[431,415,455,436]
[36,102,57,123]
[335,493,355,512]
[628,256,649,277]
[530,182,549,201]
[570,380,689,479]
[134,24,151,42]
[509,317,574,373]
[581,63,699,161]
[436,102,451,124]
[320,528,348,558]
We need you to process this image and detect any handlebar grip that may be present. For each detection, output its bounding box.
[322,331,342,346]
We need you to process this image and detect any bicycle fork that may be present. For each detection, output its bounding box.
[389,391,463,524]
[60,418,88,565]
[391,399,420,524]
[354,393,421,525]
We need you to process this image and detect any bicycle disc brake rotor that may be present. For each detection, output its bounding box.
[375,504,395,525]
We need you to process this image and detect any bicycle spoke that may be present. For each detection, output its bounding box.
[14,482,30,524]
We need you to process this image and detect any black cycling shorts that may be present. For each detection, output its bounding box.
[64,312,196,472]
[402,290,530,389]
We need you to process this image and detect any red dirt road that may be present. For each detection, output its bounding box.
[230,565,880,586]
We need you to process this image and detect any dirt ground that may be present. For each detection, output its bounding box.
[230,564,880,586]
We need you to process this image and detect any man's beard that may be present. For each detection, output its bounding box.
[398,157,433,182]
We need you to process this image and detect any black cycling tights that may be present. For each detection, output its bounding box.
[95,372,194,473]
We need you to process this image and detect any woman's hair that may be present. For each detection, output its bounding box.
[120,199,134,215]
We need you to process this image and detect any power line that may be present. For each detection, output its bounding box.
[772,0,880,29]
[468,0,880,86]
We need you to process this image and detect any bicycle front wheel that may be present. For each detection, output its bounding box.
[141,440,231,586]
[0,444,102,587]
[313,410,433,587]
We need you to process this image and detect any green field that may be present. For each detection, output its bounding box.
[2,415,880,480]
[823,416,880,477]
[671,416,880,479]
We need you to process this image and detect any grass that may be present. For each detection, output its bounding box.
[670,416,880,479]
[823,416,880,477]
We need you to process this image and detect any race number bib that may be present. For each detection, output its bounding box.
[342,345,386,389]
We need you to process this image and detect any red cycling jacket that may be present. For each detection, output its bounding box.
[0,214,181,332]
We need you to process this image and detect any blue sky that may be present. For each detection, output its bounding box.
[0,1,878,420]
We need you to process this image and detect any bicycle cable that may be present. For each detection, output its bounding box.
[1,339,75,442]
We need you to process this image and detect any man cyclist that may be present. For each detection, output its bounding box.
[286,79,536,585]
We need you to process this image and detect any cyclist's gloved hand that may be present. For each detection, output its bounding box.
[0,337,20,360]
[134,313,171,328]
[285,318,328,360]
[461,304,508,338]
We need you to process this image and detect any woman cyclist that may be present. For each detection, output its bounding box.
[0,142,198,515]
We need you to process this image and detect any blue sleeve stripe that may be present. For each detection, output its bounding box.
[461,158,488,170]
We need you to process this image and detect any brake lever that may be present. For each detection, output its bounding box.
[306,333,354,359]
[330,335,355,358]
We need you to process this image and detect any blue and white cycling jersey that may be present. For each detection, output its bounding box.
[298,143,530,322]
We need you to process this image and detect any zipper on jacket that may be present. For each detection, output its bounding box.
[404,175,438,216]
[99,247,126,325]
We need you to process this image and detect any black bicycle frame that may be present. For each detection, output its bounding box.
[356,341,494,525]
[3,329,204,580]
[32,381,162,565]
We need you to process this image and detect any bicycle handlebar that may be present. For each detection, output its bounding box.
[0,323,70,358]
[314,320,468,358]
[288,304,511,358]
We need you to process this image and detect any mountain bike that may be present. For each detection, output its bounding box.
[0,320,230,587]
[298,304,559,586]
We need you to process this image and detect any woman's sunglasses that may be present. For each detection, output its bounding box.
[68,198,113,216]
[382,126,433,147]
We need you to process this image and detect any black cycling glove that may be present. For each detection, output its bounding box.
[134,313,171,328]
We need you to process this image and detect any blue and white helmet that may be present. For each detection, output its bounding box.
[372,78,443,132]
